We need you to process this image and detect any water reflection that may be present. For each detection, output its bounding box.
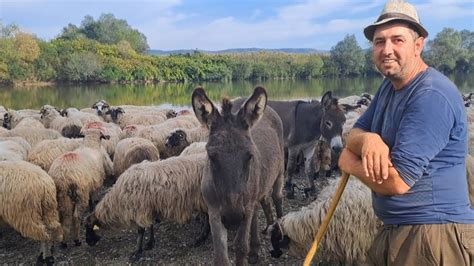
[0,74,472,109]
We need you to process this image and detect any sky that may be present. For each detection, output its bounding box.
[1,0,473,51]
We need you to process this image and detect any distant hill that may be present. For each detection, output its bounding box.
[147,48,328,56]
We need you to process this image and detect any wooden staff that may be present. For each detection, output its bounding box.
[303,172,351,266]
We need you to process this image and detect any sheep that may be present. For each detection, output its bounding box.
[3,109,41,129]
[104,106,177,129]
[0,160,63,264]
[119,124,146,139]
[136,115,201,159]
[85,153,208,262]
[40,105,83,138]
[0,127,8,134]
[113,137,160,177]
[27,137,83,172]
[48,127,114,248]
[270,177,382,264]
[79,121,122,159]
[13,117,45,129]
[179,142,207,157]
[0,127,62,148]
[0,139,29,161]
[164,126,209,155]
[0,136,31,155]
[62,107,103,124]
[89,99,111,116]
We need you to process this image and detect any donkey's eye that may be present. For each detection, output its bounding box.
[325,121,333,128]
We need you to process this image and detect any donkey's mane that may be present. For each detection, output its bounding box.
[221,97,233,119]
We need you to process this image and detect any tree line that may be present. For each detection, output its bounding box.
[0,14,472,84]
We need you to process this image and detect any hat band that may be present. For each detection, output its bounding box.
[377,12,418,23]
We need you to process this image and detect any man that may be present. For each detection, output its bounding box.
[338,0,474,265]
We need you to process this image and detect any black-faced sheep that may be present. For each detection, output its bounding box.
[85,153,208,262]
[113,137,160,177]
[164,126,209,155]
[0,160,63,264]
[48,127,113,248]
[270,177,382,264]
[40,105,83,138]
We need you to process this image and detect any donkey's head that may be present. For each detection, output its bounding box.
[320,91,346,155]
[192,87,267,230]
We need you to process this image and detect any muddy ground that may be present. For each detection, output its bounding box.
[0,173,333,265]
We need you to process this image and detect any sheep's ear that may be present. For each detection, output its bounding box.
[192,87,220,128]
[237,86,267,130]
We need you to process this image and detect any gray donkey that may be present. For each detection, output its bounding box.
[192,86,284,265]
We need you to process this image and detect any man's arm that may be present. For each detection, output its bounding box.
[338,147,411,195]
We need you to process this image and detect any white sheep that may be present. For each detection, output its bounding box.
[179,141,207,156]
[3,109,41,129]
[40,105,83,138]
[13,117,45,129]
[0,160,63,264]
[48,127,114,248]
[104,107,177,129]
[85,153,208,262]
[0,139,29,161]
[113,137,160,177]
[62,107,103,124]
[27,137,83,172]
[270,177,382,264]
[0,127,62,148]
[0,136,31,155]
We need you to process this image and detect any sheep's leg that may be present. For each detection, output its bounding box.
[129,227,145,262]
[36,241,54,266]
[192,213,210,247]
[144,225,154,250]
[259,197,273,234]
[248,210,260,264]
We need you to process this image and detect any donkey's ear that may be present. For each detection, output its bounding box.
[192,87,219,128]
[321,91,333,111]
[238,86,267,129]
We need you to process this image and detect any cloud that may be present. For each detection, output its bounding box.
[416,0,474,20]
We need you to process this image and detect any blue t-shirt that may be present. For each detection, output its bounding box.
[354,67,474,225]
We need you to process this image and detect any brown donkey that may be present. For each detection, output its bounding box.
[192,87,284,265]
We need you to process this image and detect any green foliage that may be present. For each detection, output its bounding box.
[329,34,365,76]
[58,13,149,53]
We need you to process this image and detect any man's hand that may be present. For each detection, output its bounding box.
[360,133,392,184]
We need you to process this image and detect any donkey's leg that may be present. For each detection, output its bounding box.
[248,210,260,264]
[285,147,299,199]
[272,175,284,219]
[234,211,252,266]
[303,144,317,195]
[192,212,210,247]
[260,197,273,234]
[209,210,230,266]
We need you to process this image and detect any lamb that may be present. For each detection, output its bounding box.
[0,160,63,264]
[40,105,83,138]
[0,127,62,148]
[164,126,209,155]
[48,127,114,248]
[27,137,83,172]
[85,153,208,262]
[270,177,382,264]
[113,137,160,177]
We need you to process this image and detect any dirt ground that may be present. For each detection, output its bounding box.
[0,173,330,265]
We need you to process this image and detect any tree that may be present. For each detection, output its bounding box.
[329,34,365,76]
[425,28,464,73]
[58,13,149,53]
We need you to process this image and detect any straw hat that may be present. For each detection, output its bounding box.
[364,0,428,41]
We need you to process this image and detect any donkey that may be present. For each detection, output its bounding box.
[266,91,346,197]
[192,86,284,265]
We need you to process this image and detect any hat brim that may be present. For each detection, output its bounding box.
[364,17,429,41]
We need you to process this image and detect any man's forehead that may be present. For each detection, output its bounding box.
[373,22,413,38]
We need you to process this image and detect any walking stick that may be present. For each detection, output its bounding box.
[303,171,351,266]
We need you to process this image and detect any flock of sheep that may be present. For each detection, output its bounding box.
[0,90,472,265]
